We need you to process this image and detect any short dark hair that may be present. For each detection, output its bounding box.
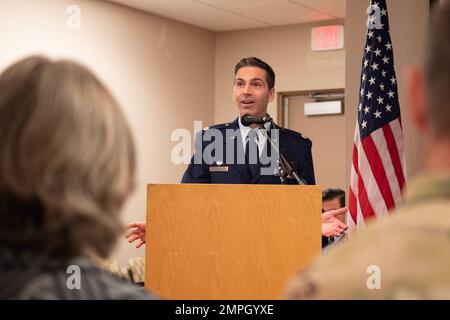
[322,188,345,208]
[426,1,450,139]
[234,57,275,89]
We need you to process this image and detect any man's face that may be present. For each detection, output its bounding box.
[233,66,275,118]
[323,197,345,223]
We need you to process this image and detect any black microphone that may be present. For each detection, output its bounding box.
[241,114,272,126]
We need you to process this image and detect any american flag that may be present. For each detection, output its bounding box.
[347,0,406,233]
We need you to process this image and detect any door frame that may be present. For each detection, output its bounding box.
[277,88,344,128]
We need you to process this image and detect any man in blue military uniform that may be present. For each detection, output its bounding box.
[182,57,315,185]
[126,57,347,248]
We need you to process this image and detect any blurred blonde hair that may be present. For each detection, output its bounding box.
[0,56,136,259]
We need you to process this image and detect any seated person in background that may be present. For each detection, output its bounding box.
[0,56,157,299]
[321,188,346,248]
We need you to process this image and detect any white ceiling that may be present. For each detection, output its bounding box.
[107,0,345,31]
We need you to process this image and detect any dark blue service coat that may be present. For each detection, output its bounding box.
[181,118,315,185]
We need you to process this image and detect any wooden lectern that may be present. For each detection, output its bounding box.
[145,184,321,299]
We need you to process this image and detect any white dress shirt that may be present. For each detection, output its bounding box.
[238,116,271,157]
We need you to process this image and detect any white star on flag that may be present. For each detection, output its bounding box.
[374,110,382,118]
[377,96,384,105]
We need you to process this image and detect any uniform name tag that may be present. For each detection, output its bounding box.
[209,166,229,172]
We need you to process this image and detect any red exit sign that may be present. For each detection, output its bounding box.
[311,25,344,51]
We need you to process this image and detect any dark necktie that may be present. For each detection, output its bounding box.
[245,129,260,180]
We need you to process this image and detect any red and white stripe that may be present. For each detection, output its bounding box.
[347,118,406,234]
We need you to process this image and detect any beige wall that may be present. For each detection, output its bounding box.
[344,0,429,188]
[0,0,215,264]
[214,20,346,124]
